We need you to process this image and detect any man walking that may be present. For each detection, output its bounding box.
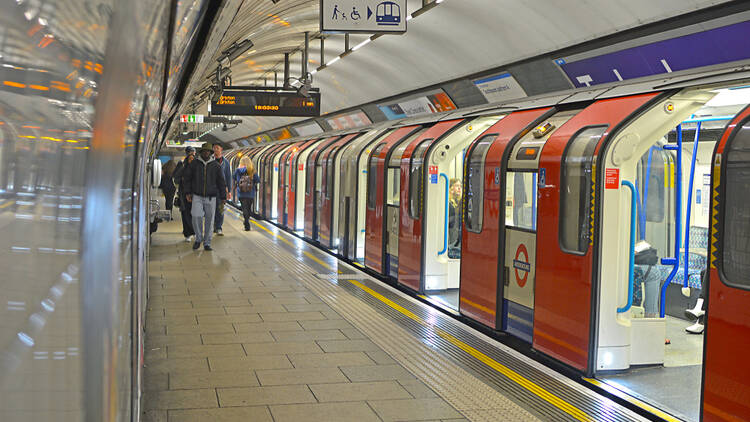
[213,143,232,236]
[183,143,226,251]
[172,146,196,242]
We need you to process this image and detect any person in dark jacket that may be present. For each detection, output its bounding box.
[173,146,195,242]
[159,159,177,219]
[213,143,232,236]
[183,143,226,251]
[233,156,260,231]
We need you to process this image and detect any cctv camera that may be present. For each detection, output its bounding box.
[222,123,228,131]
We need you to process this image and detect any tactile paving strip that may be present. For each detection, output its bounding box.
[231,216,648,422]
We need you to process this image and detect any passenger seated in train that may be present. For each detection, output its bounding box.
[685,267,708,334]
[448,178,462,259]
[632,241,660,318]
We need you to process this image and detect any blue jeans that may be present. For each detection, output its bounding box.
[192,195,216,247]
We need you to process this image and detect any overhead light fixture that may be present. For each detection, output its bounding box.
[352,39,370,51]
[326,56,340,66]
[218,38,254,64]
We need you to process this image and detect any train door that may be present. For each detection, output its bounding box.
[351,131,394,262]
[271,145,292,220]
[592,87,750,422]
[703,105,750,422]
[535,93,664,373]
[396,120,465,293]
[252,145,272,214]
[289,139,320,232]
[459,108,554,329]
[261,144,284,218]
[365,126,424,274]
[497,109,584,342]
[304,136,339,239]
[315,134,357,244]
[335,129,389,258]
[277,145,295,226]
[320,134,360,248]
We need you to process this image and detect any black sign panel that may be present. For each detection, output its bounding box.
[210,89,321,117]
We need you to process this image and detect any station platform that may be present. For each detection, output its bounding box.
[142,208,650,422]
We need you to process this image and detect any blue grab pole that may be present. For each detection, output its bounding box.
[618,180,637,314]
[659,125,683,318]
[438,173,449,256]
[683,122,702,288]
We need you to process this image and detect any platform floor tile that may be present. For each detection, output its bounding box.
[144,217,468,421]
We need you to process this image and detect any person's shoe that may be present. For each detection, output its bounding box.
[685,298,705,319]
[204,245,212,251]
[216,229,224,236]
[192,241,200,250]
[184,236,192,243]
[686,321,704,334]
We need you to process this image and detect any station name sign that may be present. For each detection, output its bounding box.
[210,89,321,117]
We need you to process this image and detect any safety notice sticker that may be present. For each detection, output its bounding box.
[605,168,619,189]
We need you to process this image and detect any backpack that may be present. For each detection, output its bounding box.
[239,173,253,193]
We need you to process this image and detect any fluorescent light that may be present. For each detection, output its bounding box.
[406,14,412,21]
[310,69,317,75]
[352,39,371,51]
[326,56,340,66]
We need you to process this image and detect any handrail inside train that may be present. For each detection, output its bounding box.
[683,121,702,295]
[438,173,449,256]
[659,125,683,318]
[617,180,637,314]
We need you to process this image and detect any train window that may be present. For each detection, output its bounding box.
[367,144,386,210]
[291,155,297,193]
[506,171,538,231]
[409,140,432,219]
[722,123,750,289]
[306,151,316,195]
[387,167,400,206]
[560,126,606,254]
[636,147,666,224]
[326,148,338,199]
[465,135,495,233]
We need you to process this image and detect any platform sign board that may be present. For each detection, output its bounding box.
[293,121,324,136]
[377,90,457,120]
[473,72,527,103]
[320,0,406,33]
[180,114,204,123]
[210,89,320,117]
[165,140,202,148]
[326,110,372,130]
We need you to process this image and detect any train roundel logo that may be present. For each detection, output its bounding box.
[513,243,531,287]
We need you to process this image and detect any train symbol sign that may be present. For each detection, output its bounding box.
[513,243,531,287]
[321,0,406,33]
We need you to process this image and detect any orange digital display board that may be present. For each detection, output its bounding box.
[211,89,320,117]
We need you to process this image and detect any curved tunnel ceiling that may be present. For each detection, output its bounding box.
[184,0,730,143]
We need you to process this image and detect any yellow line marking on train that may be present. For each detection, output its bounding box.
[251,215,595,422]
[459,296,496,316]
[0,200,15,209]
[582,378,682,422]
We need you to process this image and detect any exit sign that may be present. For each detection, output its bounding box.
[180,114,204,123]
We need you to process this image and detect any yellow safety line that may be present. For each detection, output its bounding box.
[0,200,14,209]
[351,279,594,421]
[582,378,682,422]
[249,215,601,422]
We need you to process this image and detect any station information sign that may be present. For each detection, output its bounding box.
[210,89,321,117]
[320,0,406,33]
[180,114,204,123]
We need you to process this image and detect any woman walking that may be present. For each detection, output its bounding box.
[160,159,177,220]
[233,157,260,231]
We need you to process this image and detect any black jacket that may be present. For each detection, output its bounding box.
[183,155,227,199]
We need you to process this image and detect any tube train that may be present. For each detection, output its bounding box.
[224,75,750,421]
